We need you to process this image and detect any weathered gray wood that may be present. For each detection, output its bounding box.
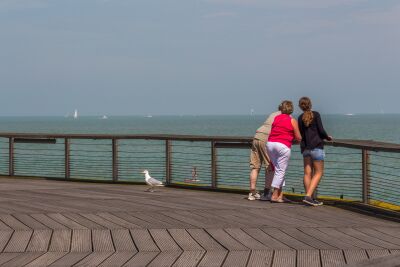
[92,229,115,252]
[0,231,13,252]
[99,252,136,267]
[168,229,204,251]
[243,228,291,250]
[186,229,226,251]
[70,229,92,252]
[280,228,337,250]
[272,250,296,267]
[47,213,88,229]
[130,229,160,252]
[298,227,357,249]
[149,229,182,251]
[320,250,346,267]
[357,227,400,246]
[3,230,33,252]
[63,213,106,229]
[366,249,391,259]
[338,228,398,249]
[0,215,31,230]
[49,229,71,252]
[197,250,227,267]
[81,213,124,229]
[247,250,273,267]
[343,250,368,264]
[172,250,205,267]
[262,228,314,250]
[26,229,52,252]
[317,228,381,249]
[48,252,90,266]
[123,251,159,267]
[224,228,268,250]
[112,229,137,252]
[222,250,250,267]
[1,252,44,266]
[97,212,143,228]
[30,214,68,230]
[147,251,182,267]
[206,229,248,251]
[297,250,321,267]
[0,253,21,265]
[345,253,400,267]
[24,252,67,267]
[12,214,49,230]
[74,252,114,266]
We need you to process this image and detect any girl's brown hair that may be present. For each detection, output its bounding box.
[299,97,313,127]
[280,100,293,115]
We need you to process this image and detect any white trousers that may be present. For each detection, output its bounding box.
[266,142,291,189]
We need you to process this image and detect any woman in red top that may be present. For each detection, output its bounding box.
[267,100,302,202]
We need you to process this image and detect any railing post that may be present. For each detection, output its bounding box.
[166,140,171,185]
[362,149,370,204]
[65,138,70,180]
[9,137,14,176]
[211,141,217,189]
[112,138,118,182]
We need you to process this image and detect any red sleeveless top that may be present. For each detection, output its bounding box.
[268,114,294,148]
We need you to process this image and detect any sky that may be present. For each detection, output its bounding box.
[0,0,399,116]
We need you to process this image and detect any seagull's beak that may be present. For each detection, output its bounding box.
[142,170,147,174]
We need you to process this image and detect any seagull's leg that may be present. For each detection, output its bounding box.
[150,186,154,193]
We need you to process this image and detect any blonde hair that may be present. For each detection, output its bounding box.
[299,97,313,127]
[280,100,293,115]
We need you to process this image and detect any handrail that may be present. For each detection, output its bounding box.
[0,132,399,211]
[0,133,399,152]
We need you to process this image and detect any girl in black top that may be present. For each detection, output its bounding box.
[298,97,332,206]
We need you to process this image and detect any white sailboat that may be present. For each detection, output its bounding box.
[101,115,108,119]
[73,109,78,119]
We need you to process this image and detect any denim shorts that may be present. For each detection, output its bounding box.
[302,148,325,161]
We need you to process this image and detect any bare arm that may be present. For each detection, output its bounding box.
[291,118,302,143]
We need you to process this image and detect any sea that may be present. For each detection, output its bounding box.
[0,114,399,205]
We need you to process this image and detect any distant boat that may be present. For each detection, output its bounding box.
[73,109,78,119]
[145,114,153,118]
[345,113,354,116]
[101,115,108,119]
[250,108,255,116]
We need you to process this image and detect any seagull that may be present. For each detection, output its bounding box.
[142,170,164,192]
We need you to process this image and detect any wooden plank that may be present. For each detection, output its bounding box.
[197,250,227,267]
[70,229,92,252]
[337,228,398,249]
[99,252,136,267]
[147,251,182,267]
[30,214,68,230]
[112,229,137,252]
[47,213,88,229]
[247,250,273,267]
[0,231,13,252]
[272,250,296,267]
[26,229,52,252]
[298,227,357,249]
[97,212,143,228]
[92,229,115,252]
[242,228,291,250]
[186,229,226,251]
[262,228,314,250]
[345,253,400,267]
[129,213,172,228]
[113,212,156,228]
[366,249,391,259]
[63,213,106,229]
[168,229,204,251]
[206,229,248,251]
[317,228,381,249]
[80,213,124,229]
[3,230,33,252]
[123,251,159,267]
[320,250,346,267]
[161,211,208,228]
[134,212,192,228]
[224,228,268,250]
[48,252,90,266]
[0,253,21,265]
[374,227,400,239]
[49,229,71,252]
[149,229,182,251]
[0,219,13,231]
[130,229,160,252]
[1,252,44,267]
[74,252,114,266]
[12,214,49,230]
[25,252,68,267]
[297,250,321,267]
[357,228,400,247]
[172,251,205,267]
[343,250,368,264]
[280,228,337,250]
[222,251,250,267]
[0,215,31,230]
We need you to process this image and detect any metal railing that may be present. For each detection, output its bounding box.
[0,133,399,209]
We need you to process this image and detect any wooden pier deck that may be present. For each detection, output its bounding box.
[0,177,399,266]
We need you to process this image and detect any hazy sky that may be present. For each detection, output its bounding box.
[0,0,399,116]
